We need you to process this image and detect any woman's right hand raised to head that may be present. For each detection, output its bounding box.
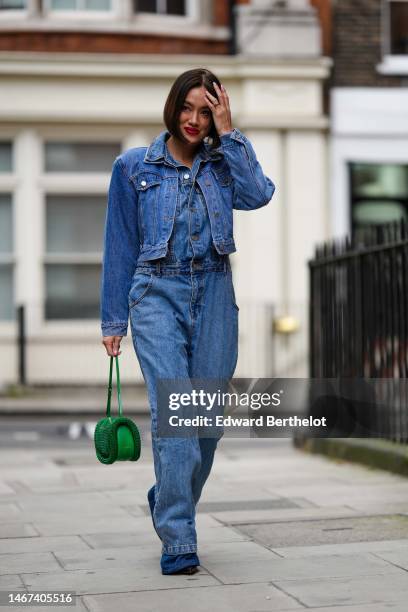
[102,335,123,357]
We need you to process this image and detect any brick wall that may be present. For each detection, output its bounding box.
[332,0,401,86]
[213,0,230,26]
[0,31,229,55]
[0,0,233,55]
[310,0,332,56]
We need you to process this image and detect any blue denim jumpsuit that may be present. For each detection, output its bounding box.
[101,128,275,573]
[128,136,239,573]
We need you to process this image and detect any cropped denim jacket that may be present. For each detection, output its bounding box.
[100,128,275,337]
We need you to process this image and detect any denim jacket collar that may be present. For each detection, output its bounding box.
[143,130,224,164]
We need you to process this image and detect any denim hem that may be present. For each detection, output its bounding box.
[101,321,128,336]
[162,544,197,554]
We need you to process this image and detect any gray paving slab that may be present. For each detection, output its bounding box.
[347,501,408,514]
[274,572,408,608]
[16,492,124,509]
[21,566,220,594]
[0,482,16,495]
[373,548,408,570]
[303,604,407,612]
[196,525,251,543]
[0,535,91,555]
[32,516,148,537]
[54,546,166,571]
[83,582,302,612]
[262,484,408,507]
[0,574,25,589]
[199,540,282,561]
[0,523,38,538]
[81,532,161,550]
[272,539,408,558]
[0,552,62,575]
[6,601,89,612]
[0,504,21,522]
[211,505,364,525]
[7,508,136,524]
[201,547,402,584]
[233,515,408,547]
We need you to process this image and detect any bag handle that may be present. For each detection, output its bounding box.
[106,355,123,419]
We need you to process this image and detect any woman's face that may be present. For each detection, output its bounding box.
[178,85,212,145]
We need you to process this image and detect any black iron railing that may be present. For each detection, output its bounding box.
[308,220,408,441]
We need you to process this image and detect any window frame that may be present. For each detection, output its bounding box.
[0,193,15,322]
[0,0,211,34]
[43,0,117,21]
[135,0,198,23]
[42,139,121,324]
[0,140,15,324]
[349,161,408,241]
[0,0,28,18]
[378,0,408,75]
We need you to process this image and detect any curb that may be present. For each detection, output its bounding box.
[293,436,408,477]
[0,406,150,416]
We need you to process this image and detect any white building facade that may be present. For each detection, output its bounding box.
[0,0,330,385]
[330,0,408,242]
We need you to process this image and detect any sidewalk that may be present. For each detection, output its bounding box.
[0,385,149,415]
[1,431,408,611]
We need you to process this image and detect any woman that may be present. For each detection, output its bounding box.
[100,68,275,575]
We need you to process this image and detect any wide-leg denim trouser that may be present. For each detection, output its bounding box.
[128,256,239,565]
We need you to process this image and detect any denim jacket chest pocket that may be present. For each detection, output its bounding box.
[131,171,163,247]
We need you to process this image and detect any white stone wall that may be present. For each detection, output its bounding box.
[0,53,329,384]
[331,88,408,240]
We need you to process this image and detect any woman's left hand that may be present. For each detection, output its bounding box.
[205,82,233,137]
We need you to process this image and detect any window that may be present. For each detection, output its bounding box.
[389,0,408,54]
[46,0,112,11]
[350,163,408,242]
[0,142,14,321]
[135,0,186,16]
[45,142,119,173]
[0,0,26,9]
[378,1,408,73]
[43,142,121,321]
[0,142,12,172]
[44,195,107,320]
[0,194,13,320]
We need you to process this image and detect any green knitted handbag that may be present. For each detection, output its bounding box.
[94,355,141,464]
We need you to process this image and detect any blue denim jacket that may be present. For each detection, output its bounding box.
[100,128,275,337]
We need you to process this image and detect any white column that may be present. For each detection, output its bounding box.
[27,0,41,18]
[286,129,328,304]
[115,0,133,21]
[14,129,43,337]
[123,127,152,152]
[234,129,283,304]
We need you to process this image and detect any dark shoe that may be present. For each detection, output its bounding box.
[172,565,199,575]
[161,552,200,575]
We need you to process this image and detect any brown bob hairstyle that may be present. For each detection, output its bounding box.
[163,68,222,149]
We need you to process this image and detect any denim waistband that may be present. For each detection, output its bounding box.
[135,256,231,276]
